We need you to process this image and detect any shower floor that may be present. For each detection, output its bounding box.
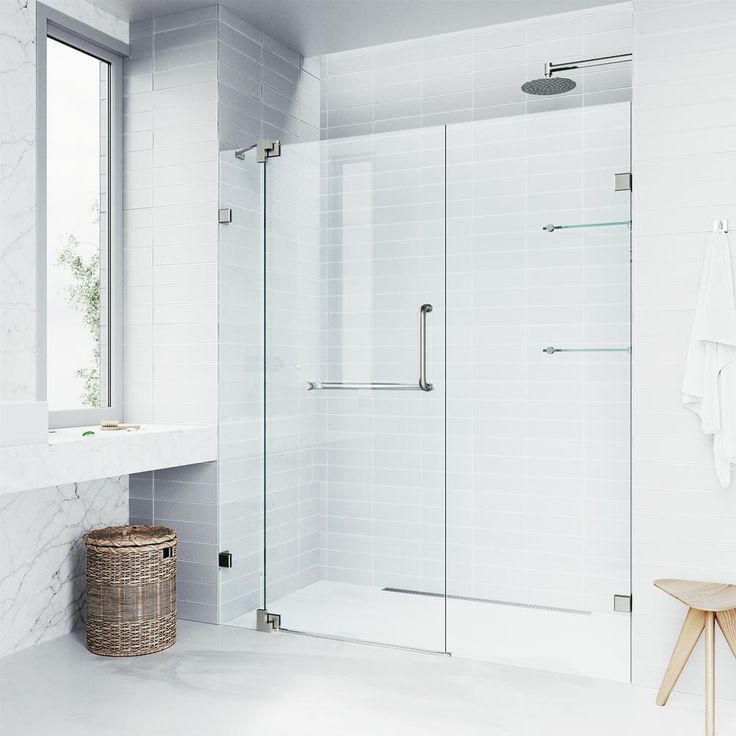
[226,580,630,682]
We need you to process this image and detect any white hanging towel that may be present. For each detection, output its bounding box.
[682,229,736,487]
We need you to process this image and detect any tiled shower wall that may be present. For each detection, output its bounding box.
[317,102,630,614]
[315,5,632,612]
[445,102,630,614]
[319,127,446,594]
[123,8,220,428]
[124,7,222,623]
[123,4,321,623]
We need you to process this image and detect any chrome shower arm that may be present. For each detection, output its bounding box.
[546,53,632,77]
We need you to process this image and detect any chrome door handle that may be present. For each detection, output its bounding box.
[419,304,434,392]
[306,306,435,392]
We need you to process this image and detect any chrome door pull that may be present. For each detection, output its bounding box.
[419,304,434,392]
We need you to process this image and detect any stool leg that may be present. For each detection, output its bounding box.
[705,610,715,736]
[657,607,706,706]
[716,609,736,657]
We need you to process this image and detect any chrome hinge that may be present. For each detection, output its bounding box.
[614,594,632,613]
[218,208,232,224]
[614,172,632,191]
[256,139,281,163]
[256,609,281,632]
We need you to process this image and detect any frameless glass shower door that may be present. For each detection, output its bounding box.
[222,101,631,678]
[445,101,632,680]
[261,127,447,651]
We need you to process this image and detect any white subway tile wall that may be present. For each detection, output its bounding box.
[446,102,630,615]
[124,8,220,429]
[632,0,736,699]
[123,5,321,623]
[318,127,446,595]
[313,102,631,618]
[320,3,632,139]
[125,7,221,624]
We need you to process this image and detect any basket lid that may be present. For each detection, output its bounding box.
[84,524,176,547]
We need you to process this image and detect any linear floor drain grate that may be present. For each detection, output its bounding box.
[382,587,591,616]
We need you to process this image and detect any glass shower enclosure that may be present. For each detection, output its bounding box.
[220,99,631,680]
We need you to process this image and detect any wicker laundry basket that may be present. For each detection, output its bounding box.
[84,524,177,656]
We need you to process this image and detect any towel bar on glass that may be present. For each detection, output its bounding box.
[543,220,631,232]
[307,382,423,391]
[307,304,435,392]
[542,346,631,354]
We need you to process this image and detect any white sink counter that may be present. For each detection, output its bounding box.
[0,424,217,496]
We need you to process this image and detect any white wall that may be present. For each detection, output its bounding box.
[632,0,736,698]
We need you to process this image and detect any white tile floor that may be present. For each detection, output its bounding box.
[2,619,735,736]
[228,580,631,681]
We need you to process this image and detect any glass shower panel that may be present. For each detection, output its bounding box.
[260,138,323,619]
[446,102,631,681]
[262,127,447,651]
[217,147,265,624]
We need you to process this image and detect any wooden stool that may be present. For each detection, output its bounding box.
[655,579,736,736]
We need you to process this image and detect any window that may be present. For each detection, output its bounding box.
[37,6,125,427]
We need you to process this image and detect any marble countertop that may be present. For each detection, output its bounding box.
[0,424,217,496]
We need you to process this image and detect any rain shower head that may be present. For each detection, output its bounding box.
[521,77,576,96]
[521,52,632,97]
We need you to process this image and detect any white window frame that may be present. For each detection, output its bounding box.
[37,4,127,428]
